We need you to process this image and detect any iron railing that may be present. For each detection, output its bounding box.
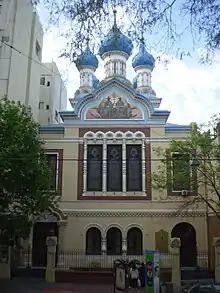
[10,248,209,270]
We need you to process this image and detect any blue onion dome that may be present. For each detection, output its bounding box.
[133,77,137,89]
[92,75,100,89]
[75,45,98,70]
[98,10,133,58]
[132,42,155,69]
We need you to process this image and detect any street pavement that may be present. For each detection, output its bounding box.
[1,278,145,293]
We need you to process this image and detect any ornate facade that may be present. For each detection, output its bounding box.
[29,10,211,268]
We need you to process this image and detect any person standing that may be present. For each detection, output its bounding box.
[130,263,139,291]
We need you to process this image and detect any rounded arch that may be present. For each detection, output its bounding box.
[106,226,123,255]
[125,223,144,235]
[171,222,197,267]
[127,226,143,255]
[85,223,104,237]
[104,223,125,238]
[86,226,102,255]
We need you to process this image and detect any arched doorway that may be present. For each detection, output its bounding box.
[127,227,143,255]
[107,227,122,255]
[86,227,101,255]
[32,221,58,267]
[171,222,197,267]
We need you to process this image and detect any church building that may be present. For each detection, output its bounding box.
[35,10,208,269]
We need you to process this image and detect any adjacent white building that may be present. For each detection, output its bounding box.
[0,0,67,123]
[39,62,67,124]
[0,0,44,121]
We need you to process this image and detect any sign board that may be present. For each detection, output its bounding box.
[145,250,160,293]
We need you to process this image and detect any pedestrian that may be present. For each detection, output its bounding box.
[139,262,145,287]
[130,263,139,291]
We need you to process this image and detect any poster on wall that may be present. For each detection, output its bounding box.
[145,250,160,293]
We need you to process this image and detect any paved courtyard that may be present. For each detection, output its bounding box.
[1,279,145,293]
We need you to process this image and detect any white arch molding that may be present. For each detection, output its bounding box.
[83,130,146,196]
[104,223,125,238]
[84,223,105,237]
[124,223,144,235]
[84,130,145,139]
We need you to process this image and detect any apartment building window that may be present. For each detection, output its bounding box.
[40,77,45,85]
[39,102,44,109]
[83,131,146,195]
[46,105,50,110]
[47,81,50,87]
[46,153,59,190]
[171,153,191,191]
[35,40,41,59]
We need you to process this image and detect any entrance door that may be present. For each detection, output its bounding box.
[32,222,58,267]
[171,222,197,267]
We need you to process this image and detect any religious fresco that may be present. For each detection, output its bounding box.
[85,95,143,119]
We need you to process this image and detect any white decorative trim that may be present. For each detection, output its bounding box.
[142,138,146,195]
[83,138,87,195]
[84,131,145,140]
[104,223,125,237]
[102,138,107,194]
[44,137,188,143]
[84,223,105,237]
[124,223,144,235]
[62,209,205,218]
[122,138,126,195]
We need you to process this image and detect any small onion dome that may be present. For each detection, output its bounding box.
[98,9,133,58]
[92,75,100,89]
[133,77,137,89]
[132,42,155,69]
[75,45,98,70]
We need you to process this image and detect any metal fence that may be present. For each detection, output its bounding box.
[10,248,209,271]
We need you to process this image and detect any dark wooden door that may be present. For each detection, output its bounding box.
[32,222,58,267]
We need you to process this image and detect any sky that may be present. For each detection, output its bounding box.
[40,12,220,126]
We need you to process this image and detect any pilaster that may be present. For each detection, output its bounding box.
[122,138,126,195]
[102,138,107,194]
[83,138,87,195]
[142,139,146,195]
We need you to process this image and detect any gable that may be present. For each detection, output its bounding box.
[80,84,150,121]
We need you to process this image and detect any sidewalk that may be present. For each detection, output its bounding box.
[1,279,115,293]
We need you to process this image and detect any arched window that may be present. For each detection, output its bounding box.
[127,227,143,255]
[107,227,122,255]
[86,227,101,255]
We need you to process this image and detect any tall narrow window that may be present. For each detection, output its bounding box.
[46,153,58,190]
[87,145,103,191]
[40,77,45,85]
[126,145,142,191]
[107,145,122,192]
[172,153,190,191]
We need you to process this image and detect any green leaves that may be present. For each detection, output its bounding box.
[0,98,57,245]
[152,117,220,215]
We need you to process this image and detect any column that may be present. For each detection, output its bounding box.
[171,237,181,293]
[122,138,126,195]
[101,237,107,255]
[214,238,220,282]
[102,139,107,195]
[122,238,127,256]
[83,138,87,195]
[142,139,146,195]
[46,236,57,283]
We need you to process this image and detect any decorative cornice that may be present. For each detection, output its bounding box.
[63,210,205,218]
